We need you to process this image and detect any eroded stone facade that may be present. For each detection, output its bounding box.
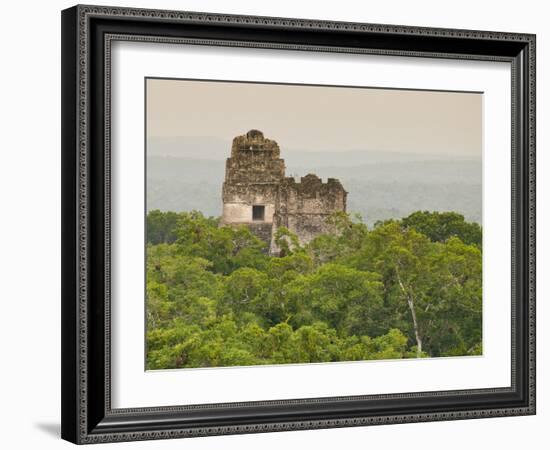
[221,130,347,254]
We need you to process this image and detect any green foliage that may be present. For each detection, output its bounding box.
[273,226,303,257]
[400,210,482,248]
[146,209,180,244]
[307,212,369,266]
[174,210,269,274]
[146,210,482,369]
[285,263,383,336]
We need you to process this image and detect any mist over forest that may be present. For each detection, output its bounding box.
[146,136,482,226]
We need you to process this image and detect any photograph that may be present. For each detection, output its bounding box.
[145,78,483,370]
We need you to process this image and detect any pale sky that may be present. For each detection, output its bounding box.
[146,78,482,156]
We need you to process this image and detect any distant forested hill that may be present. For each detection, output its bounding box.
[146,154,482,226]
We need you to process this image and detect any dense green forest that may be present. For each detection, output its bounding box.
[146,210,482,370]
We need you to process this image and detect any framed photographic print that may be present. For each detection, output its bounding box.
[61,4,536,444]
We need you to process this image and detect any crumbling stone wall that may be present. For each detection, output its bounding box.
[221,130,347,254]
[272,175,347,251]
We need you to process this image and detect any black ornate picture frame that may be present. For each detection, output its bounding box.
[61,4,536,444]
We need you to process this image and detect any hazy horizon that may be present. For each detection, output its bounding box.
[147,78,482,158]
[147,135,482,161]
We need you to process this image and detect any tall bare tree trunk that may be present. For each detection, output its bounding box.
[395,267,423,357]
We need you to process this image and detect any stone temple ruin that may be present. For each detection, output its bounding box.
[220,130,347,254]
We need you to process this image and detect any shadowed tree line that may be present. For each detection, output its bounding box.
[146,210,482,369]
